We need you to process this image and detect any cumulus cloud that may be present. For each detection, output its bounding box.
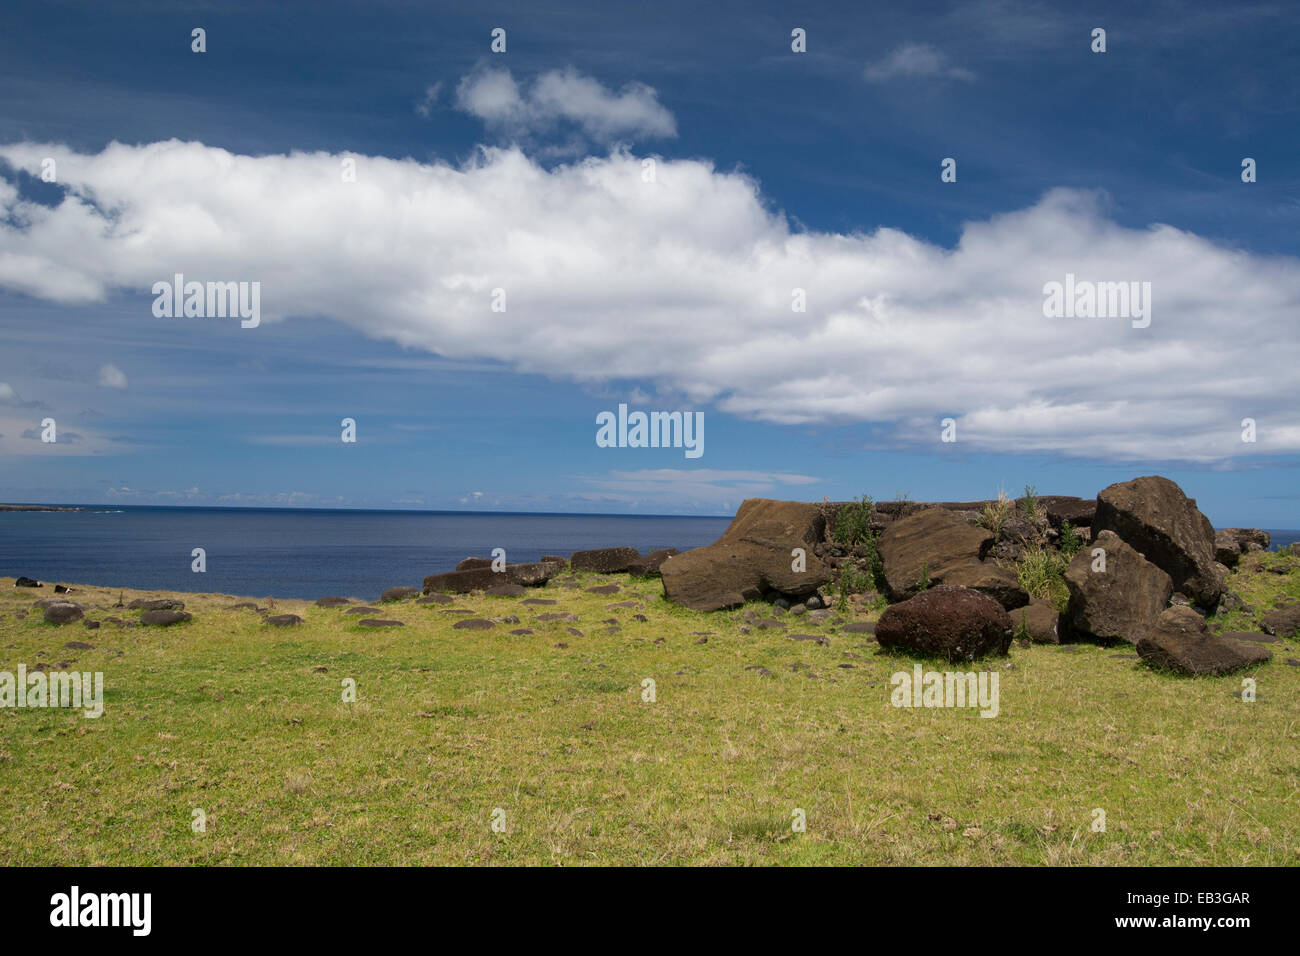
[0,382,13,402]
[455,66,676,143]
[0,138,1298,463]
[864,43,975,82]
[97,363,128,388]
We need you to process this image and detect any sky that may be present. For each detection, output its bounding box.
[0,0,1297,525]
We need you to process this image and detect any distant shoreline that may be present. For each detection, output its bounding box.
[0,504,87,512]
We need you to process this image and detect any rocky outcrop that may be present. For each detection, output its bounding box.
[423,561,558,594]
[875,585,1013,662]
[661,499,828,611]
[876,508,1024,607]
[1038,496,1096,529]
[1215,528,1270,567]
[1137,606,1272,675]
[1092,475,1222,608]
[571,547,642,573]
[1064,530,1173,643]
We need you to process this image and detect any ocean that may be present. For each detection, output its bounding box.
[0,506,733,601]
[2,506,1296,603]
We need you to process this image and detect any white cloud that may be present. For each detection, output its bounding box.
[455,66,676,143]
[1,139,1298,463]
[0,382,14,402]
[97,363,127,388]
[414,82,442,118]
[864,43,975,82]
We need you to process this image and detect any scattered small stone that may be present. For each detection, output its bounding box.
[344,607,381,615]
[453,618,496,630]
[312,666,328,673]
[501,615,520,625]
[790,604,807,616]
[485,583,527,598]
[315,596,352,607]
[754,619,786,631]
[82,621,100,631]
[566,627,584,637]
[586,584,621,595]
[510,628,535,636]
[632,614,648,622]
[789,634,829,646]
[1108,653,1139,659]
[554,642,568,649]
[744,665,774,677]
[653,637,666,644]
[695,636,708,644]
[522,598,557,606]
[63,641,95,650]
[537,613,578,623]
[605,601,639,610]
[441,609,475,616]
[416,593,454,605]
[227,602,260,611]
[358,619,404,627]
[380,586,420,602]
[265,614,304,627]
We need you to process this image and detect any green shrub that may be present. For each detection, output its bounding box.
[1022,484,1039,521]
[1016,546,1069,612]
[1058,521,1082,557]
[833,495,874,547]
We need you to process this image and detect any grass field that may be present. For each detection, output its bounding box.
[1,553,1297,866]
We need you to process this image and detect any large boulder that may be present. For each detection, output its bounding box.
[570,547,641,573]
[875,585,1013,662]
[661,499,828,611]
[1064,530,1173,643]
[140,609,192,626]
[877,508,995,601]
[1213,530,1242,568]
[1014,601,1063,644]
[422,561,558,595]
[940,561,1029,610]
[1137,606,1272,675]
[1038,496,1096,529]
[43,602,85,625]
[1092,475,1222,608]
[1260,603,1300,639]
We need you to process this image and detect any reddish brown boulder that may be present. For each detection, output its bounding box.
[1092,475,1222,608]
[1138,606,1272,675]
[661,499,828,611]
[875,585,1013,662]
[1064,530,1173,643]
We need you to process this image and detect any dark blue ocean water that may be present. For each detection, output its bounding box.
[0,506,733,601]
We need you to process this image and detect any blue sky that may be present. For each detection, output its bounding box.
[1,0,1297,525]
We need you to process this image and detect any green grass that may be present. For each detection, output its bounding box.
[1,562,1297,866]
